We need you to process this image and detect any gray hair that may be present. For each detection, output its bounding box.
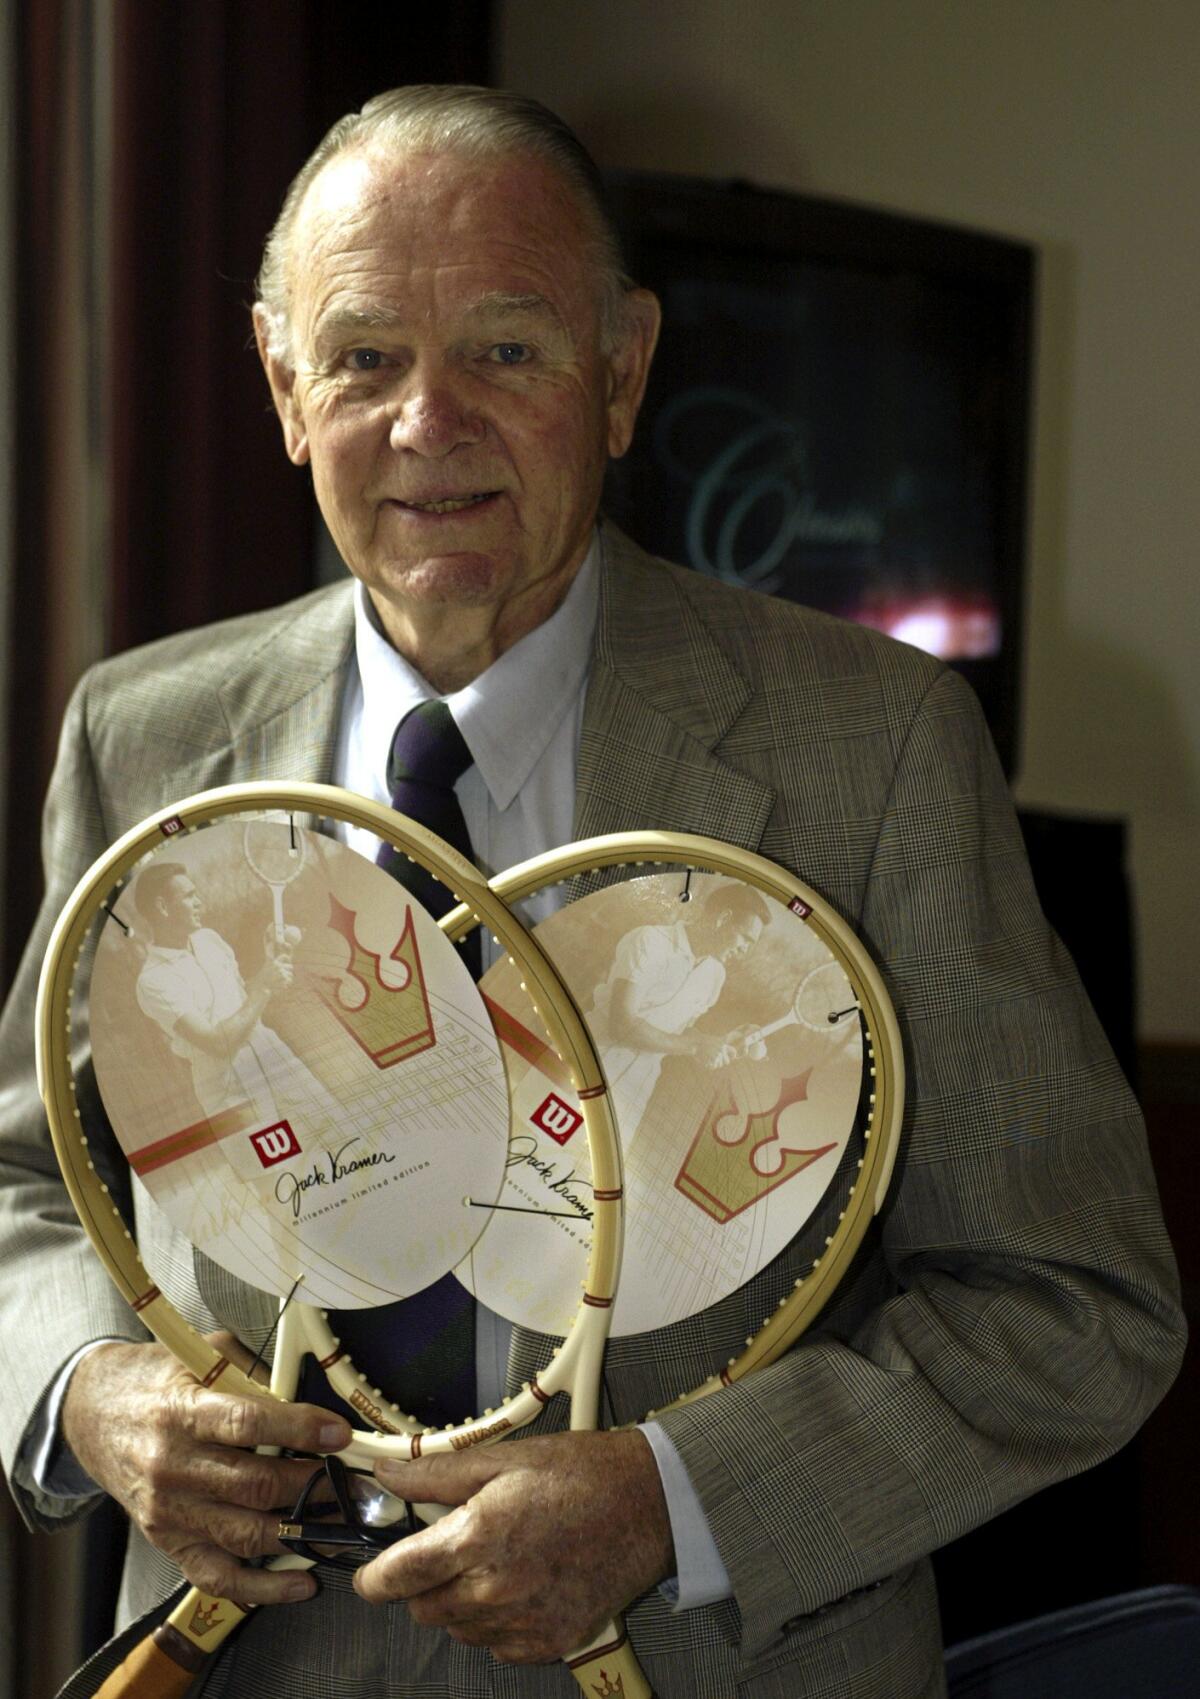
[255,84,633,365]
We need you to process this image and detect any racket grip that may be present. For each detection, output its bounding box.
[93,1591,249,1699]
[565,1616,656,1698]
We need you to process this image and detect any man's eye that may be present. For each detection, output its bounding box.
[489,343,530,365]
[347,348,385,372]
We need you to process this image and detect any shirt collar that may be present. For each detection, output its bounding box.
[352,532,600,811]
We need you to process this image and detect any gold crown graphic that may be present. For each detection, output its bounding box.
[675,1072,836,1223]
[187,1598,226,1638]
[311,895,436,1069]
[589,1671,626,1697]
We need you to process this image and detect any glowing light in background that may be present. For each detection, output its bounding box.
[852,593,1001,660]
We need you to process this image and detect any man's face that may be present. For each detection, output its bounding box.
[258,147,658,657]
[157,875,203,936]
[712,912,764,965]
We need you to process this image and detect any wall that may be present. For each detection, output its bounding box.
[497,0,1200,1042]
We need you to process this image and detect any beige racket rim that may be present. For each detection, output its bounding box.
[441,829,905,1415]
[35,783,623,1448]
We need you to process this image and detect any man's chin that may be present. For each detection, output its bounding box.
[361,552,510,608]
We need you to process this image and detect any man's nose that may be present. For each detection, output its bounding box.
[388,368,483,455]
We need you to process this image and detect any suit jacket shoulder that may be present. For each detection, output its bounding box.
[76,584,350,781]
[74,582,355,815]
[582,521,955,923]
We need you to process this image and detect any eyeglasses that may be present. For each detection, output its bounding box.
[278,1454,418,1568]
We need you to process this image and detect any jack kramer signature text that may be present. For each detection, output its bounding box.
[275,1138,397,1220]
[506,1134,594,1220]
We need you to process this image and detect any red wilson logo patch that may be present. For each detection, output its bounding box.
[249,1121,301,1167]
[531,1093,583,1146]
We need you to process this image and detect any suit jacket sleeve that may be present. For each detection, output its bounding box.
[653,662,1185,1662]
[0,675,150,1530]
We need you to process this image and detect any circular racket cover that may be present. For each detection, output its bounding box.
[90,820,509,1308]
[471,871,863,1336]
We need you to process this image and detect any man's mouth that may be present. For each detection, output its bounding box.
[391,492,495,515]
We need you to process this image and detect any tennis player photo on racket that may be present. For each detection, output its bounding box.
[471,869,866,1338]
[128,855,326,1131]
[89,817,511,1310]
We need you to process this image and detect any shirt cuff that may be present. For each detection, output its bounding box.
[24,1339,123,1500]
[637,1420,733,1610]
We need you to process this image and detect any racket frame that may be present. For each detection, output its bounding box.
[444,830,904,1414]
[36,782,623,1460]
[37,801,904,1699]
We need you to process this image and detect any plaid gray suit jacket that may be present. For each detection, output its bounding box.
[0,523,1184,1698]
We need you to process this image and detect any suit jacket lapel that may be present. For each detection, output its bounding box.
[575,523,775,853]
[158,584,357,803]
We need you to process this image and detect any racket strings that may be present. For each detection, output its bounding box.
[243,818,308,887]
[246,1275,304,1385]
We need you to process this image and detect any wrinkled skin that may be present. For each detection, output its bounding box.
[355,1431,674,1663]
[62,1334,349,1607]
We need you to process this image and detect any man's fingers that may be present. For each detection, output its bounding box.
[59,1337,347,1608]
[173,1541,317,1609]
[374,1451,495,1506]
[179,1500,290,1564]
[186,1449,322,1517]
[354,1505,474,1603]
[181,1382,350,1456]
[354,1431,673,1663]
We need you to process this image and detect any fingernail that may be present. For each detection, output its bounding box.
[319,1421,349,1449]
[283,1577,315,1602]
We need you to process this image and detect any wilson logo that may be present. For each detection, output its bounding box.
[249,1121,301,1167]
[532,1093,582,1146]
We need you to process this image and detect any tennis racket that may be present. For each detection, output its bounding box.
[242,816,308,948]
[37,796,904,1699]
[37,782,629,1695]
[736,959,865,1053]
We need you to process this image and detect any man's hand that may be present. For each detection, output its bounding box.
[692,1032,737,1069]
[250,950,293,997]
[355,1430,674,1664]
[62,1335,350,1606]
[729,1023,768,1062]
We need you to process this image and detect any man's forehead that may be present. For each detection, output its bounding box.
[290,149,599,349]
[302,149,381,223]
[295,145,588,252]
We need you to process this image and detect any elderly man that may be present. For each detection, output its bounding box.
[0,86,1184,1699]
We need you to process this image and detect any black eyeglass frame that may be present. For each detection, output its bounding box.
[278,1453,418,1568]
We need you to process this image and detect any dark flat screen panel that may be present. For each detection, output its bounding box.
[604,175,1034,776]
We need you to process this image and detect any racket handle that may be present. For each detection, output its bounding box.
[565,1616,656,1698]
[93,1589,249,1699]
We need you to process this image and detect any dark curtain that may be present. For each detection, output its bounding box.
[6,0,492,980]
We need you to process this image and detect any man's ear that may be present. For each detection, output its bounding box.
[252,304,310,466]
[605,288,662,460]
